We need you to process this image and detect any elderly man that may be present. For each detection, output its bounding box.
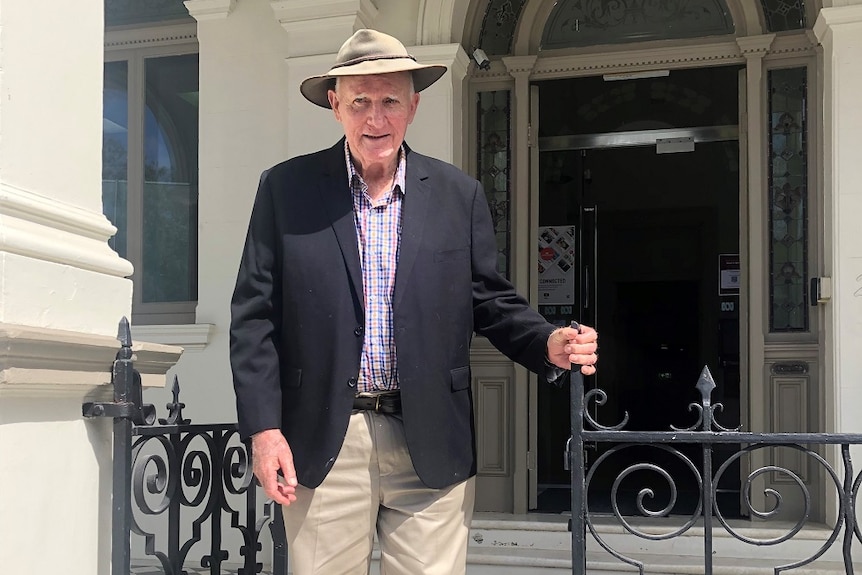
[230,29,597,575]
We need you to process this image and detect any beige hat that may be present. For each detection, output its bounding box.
[300,29,447,109]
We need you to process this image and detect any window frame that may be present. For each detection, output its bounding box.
[105,31,199,326]
[761,52,820,342]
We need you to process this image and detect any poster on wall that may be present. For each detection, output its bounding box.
[538,225,576,305]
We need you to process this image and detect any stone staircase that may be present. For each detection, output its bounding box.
[456,512,860,574]
[131,512,861,574]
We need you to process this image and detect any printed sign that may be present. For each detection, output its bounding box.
[538,225,576,304]
[719,254,740,296]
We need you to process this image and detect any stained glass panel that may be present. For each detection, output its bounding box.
[478,0,528,56]
[768,67,808,332]
[760,0,806,32]
[541,0,734,50]
[477,91,512,278]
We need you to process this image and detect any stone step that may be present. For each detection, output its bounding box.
[462,513,859,573]
[132,514,859,574]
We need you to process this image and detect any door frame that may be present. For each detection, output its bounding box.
[525,75,747,512]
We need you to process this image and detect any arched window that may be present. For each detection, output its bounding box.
[540,0,735,50]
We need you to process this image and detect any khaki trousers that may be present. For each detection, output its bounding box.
[282,411,476,575]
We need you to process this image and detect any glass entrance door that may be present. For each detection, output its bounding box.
[534,141,742,515]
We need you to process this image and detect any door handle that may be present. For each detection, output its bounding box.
[584,265,590,310]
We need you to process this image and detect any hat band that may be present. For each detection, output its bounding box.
[331,53,417,70]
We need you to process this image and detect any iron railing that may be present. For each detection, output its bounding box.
[567,366,862,574]
[83,319,287,575]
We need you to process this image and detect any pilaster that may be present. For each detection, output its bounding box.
[813,6,862,440]
[733,32,774,518]
[502,54,537,515]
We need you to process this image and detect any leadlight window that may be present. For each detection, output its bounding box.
[541,0,734,50]
[760,0,806,32]
[477,91,512,278]
[768,67,808,332]
[478,0,528,56]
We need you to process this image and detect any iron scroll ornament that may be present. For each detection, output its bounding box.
[83,318,287,575]
[568,365,862,575]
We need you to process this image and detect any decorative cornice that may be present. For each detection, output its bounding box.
[471,33,815,83]
[530,40,745,80]
[183,0,237,21]
[502,55,539,77]
[104,22,197,49]
[271,0,378,57]
[816,4,862,27]
[131,323,214,352]
[0,183,133,278]
[0,323,182,394]
[765,32,818,57]
[814,5,862,42]
[736,33,777,57]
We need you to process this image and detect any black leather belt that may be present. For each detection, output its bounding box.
[353,392,401,414]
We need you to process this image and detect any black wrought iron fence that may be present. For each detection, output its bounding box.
[566,366,862,574]
[83,319,287,575]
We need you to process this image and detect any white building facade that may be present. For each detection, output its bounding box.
[2,0,862,573]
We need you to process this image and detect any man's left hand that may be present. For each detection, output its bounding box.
[547,324,598,375]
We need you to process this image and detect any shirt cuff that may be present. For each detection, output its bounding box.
[543,357,568,386]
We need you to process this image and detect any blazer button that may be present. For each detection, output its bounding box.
[347,377,357,388]
[354,326,364,336]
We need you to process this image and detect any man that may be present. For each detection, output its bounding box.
[230,29,598,575]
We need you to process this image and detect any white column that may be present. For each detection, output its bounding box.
[814,6,862,435]
[0,1,179,574]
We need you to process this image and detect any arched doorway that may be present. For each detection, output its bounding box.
[452,0,821,518]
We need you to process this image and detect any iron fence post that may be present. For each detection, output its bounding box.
[108,318,137,575]
[570,368,586,575]
[112,359,133,575]
[841,445,855,575]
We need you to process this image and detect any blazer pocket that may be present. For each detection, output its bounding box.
[282,366,302,388]
[450,366,471,391]
[434,247,469,263]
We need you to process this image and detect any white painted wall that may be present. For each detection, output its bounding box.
[815,6,862,438]
[0,1,151,574]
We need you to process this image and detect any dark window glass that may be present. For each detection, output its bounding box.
[105,0,191,27]
[538,66,740,138]
[102,61,129,259]
[142,54,199,304]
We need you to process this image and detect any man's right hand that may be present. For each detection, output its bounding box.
[251,429,298,506]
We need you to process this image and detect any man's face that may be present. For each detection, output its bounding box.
[328,72,419,174]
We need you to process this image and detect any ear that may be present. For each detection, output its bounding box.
[328,89,341,120]
[407,92,420,125]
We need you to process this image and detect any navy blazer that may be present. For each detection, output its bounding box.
[230,139,557,489]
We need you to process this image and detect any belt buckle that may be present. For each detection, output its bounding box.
[374,395,381,412]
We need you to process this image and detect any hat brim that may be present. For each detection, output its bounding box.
[300,60,447,109]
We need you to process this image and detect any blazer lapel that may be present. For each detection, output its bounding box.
[394,148,430,310]
[321,140,364,311]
